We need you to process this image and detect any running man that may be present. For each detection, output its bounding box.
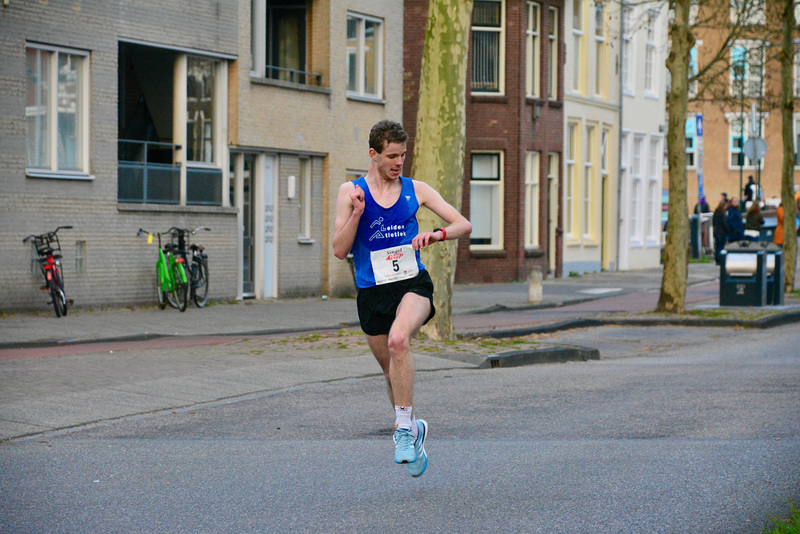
[333,120,471,476]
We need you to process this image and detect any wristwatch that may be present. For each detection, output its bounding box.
[433,227,447,241]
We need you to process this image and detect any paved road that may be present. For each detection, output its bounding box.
[1,324,798,533]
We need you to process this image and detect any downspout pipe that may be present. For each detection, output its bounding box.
[615,0,625,272]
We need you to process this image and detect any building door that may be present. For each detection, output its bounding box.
[262,155,276,298]
[242,154,256,296]
[548,153,559,275]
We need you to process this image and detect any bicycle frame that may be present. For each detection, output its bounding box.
[23,225,72,317]
[139,228,189,310]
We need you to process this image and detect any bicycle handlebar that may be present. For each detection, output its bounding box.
[23,226,72,243]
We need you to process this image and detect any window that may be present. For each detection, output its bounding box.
[583,125,594,237]
[347,12,383,99]
[730,0,765,26]
[186,56,223,205]
[472,0,505,93]
[731,44,762,97]
[25,44,90,177]
[648,138,660,242]
[594,4,604,96]
[251,0,320,85]
[689,46,698,96]
[729,115,760,168]
[470,152,504,248]
[622,7,633,93]
[548,7,559,99]
[794,115,800,166]
[525,151,540,248]
[644,11,657,94]
[526,2,541,98]
[600,128,609,176]
[566,122,578,237]
[75,240,86,274]
[631,136,644,243]
[794,51,800,97]
[685,116,696,168]
[298,158,311,239]
[572,0,583,92]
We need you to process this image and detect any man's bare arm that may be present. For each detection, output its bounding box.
[411,180,472,251]
[333,182,365,260]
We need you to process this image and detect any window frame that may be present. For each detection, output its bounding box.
[644,11,657,96]
[25,42,91,180]
[524,151,541,248]
[548,6,559,100]
[730,43,763,98]
[526,1,541,98]
[685,115,697,169]
[593,3,604,97]
[346,12,384,101]
[631,135,645,244]
[298,157,312,240]
[469,151,505,250]
[571,0,584,94]
[471,0,506,95]
[728,114,763,170]
[621,6,634,95]
[583,124,595,238]
[647,137,661,244]
[565,122,578,238]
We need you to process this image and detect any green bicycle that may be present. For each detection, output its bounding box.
[138,227,189,311]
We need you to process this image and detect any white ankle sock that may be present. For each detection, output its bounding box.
[395,405,413,431]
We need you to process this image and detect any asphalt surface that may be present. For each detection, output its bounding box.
[1,261,799,444]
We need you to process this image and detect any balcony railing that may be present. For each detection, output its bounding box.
[118,140,181,204]
[264,65,322,86]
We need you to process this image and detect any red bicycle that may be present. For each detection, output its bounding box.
[23,225,73,317]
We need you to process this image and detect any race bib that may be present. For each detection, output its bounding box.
[370,245,418,285]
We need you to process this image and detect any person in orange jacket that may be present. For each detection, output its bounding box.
[773,203,784,247]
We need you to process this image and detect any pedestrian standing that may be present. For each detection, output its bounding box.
[726,196,745,243]
[712,196,729,264]
[332,120,472,477]
[744,200,764,241]
[774,203,784,247]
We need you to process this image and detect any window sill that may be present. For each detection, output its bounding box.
[118,203,237,215]
[644,92,660,100]
[469,248,507,259]
[347,94,385,105]
[298,237,315,245]
[251,76,332,95]
[470,93,508,104]
[27,170,94,181]
[524,246,545,258]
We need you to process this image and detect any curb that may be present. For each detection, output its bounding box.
[434,344,601,368]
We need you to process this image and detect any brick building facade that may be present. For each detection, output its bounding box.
[404,0,565,284]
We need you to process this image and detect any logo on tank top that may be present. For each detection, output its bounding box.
[368,219,409,241]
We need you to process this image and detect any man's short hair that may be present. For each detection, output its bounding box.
[369,120,408,153]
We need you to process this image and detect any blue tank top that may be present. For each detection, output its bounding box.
[351,176,425,289]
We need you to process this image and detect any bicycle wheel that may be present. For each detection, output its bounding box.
[191,258,209,308]
[49,270,67,318]
[157,266,167,310]
[171,262,189,312]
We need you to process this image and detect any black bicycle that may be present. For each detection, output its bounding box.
[171,226,211,308]
[23,225,73,317]
[187,226,210,307]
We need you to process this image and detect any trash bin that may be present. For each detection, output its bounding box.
[719,241,784,306]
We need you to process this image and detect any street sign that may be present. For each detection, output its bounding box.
[743,137,767,162]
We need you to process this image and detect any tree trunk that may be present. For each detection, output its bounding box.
[780,0,797,292]
[657,0,695,314]
[412,0,473,340]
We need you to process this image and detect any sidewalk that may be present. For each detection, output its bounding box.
[1,262,799,348]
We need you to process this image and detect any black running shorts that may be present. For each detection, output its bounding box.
[356,269,436,336]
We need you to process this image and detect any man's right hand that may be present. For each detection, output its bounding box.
[350,184,365,215]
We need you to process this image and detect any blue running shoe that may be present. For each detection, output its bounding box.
[393,428,417,464]
[408,419,428,477]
